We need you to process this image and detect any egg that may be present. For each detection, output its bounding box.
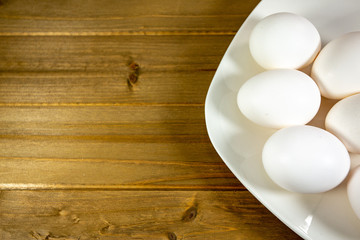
[237,69,321,129]
[249,12,321,70]
[325,93,360,153]
[311,31,360,99]
[347,166,360,219]
[262,125,350,193]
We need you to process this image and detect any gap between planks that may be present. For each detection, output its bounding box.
[0,102,204,107]
[0,14,250,21]
[0,31,236,36]
[0,183,244,191]
[0,156,222,166]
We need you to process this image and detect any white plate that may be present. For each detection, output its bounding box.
[205,0,360,239]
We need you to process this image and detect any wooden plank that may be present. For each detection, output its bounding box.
[0,35,231,104]
[0,0,259,34]
[0,134,219,161]
[0,117,241,188]
[0,155,240,189]
[0,71,214,104]
[0,190,301,240]
[0,105,206,135]
[0,36,230,72]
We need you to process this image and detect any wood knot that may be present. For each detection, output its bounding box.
[167,232,177,240]
[71,214,80,224]
[127,60,141,89]
[100,224,116,234]
[182,206,197,222]
[30,231,79,240]
[58,209,70,216]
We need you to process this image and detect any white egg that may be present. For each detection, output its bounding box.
[249,12,321,70]
[237,69,321,129]
[347,166,360,219]
[262,125,350,193]
[325,93,360,153]
[311,31,360,99]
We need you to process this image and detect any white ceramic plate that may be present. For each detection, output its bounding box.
[205,0,360,239]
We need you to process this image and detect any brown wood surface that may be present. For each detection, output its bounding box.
[0,0,302,239]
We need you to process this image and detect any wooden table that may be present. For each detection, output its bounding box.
[0,1,303,239]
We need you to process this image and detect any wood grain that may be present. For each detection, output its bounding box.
[0,190,301,240]
[0,105,240,189]
[0,36,230,72]
[0,137,240,189]
[0,36,232,104]
[0,157,240,190]
[0,105,206,135]
[0,71,214,104]
[0,0,259,34]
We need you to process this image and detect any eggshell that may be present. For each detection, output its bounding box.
[311,31,360,99]
[237,69,321,129]
[262,125,350,193]
[325,93,360,153]
[249,12,321,70]
[347,166,360,219]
